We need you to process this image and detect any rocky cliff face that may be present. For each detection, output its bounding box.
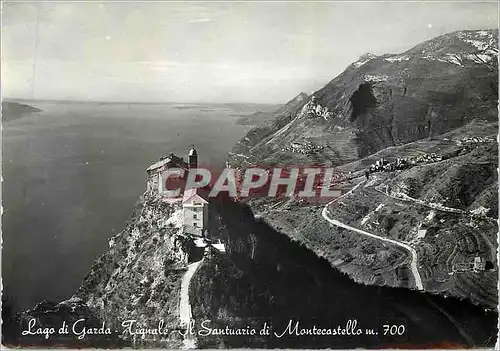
[6,186,194,348]
[74,190,189,347]
[228,29,498,168]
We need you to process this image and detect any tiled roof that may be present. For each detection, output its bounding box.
[147,154,188,172]
[146,157,172,172]
[182,188,209,203]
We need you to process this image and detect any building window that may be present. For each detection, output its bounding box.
[194,223,198,227]
[193,214,198,219]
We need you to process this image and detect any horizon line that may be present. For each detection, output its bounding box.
[2,97,283,106]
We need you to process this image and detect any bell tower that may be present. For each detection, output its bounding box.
[188,146,198,168]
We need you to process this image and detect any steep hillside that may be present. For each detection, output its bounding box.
[189,198,497,348]
[243,121,498,308]
[228,92,310,164]
[228,29,498,168]
[226,29,498,308]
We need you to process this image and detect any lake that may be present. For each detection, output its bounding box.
[2,101,270,311]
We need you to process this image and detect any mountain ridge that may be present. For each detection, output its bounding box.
[228,29,498,168]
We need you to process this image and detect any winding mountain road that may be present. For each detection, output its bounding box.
[321,180,424,291]
[374,185,497,267]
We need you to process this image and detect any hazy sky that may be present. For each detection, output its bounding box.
[2,1,498,103]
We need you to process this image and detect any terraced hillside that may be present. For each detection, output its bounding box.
[247,121,498,308]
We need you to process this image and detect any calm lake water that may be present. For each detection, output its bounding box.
[2,101,267,311]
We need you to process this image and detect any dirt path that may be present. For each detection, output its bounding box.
[374,186,464,214]
[321,180,424,291]
[179,259,203,349]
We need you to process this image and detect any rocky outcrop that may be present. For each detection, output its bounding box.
[3,297,122,348]
[73,191,192,348]
[5,187,195,348]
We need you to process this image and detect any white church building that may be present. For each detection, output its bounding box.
[182,187,209,236]
[146,147,212,237]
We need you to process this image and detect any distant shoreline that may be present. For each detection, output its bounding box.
[3,98,280,108]
[2,101,42,122]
